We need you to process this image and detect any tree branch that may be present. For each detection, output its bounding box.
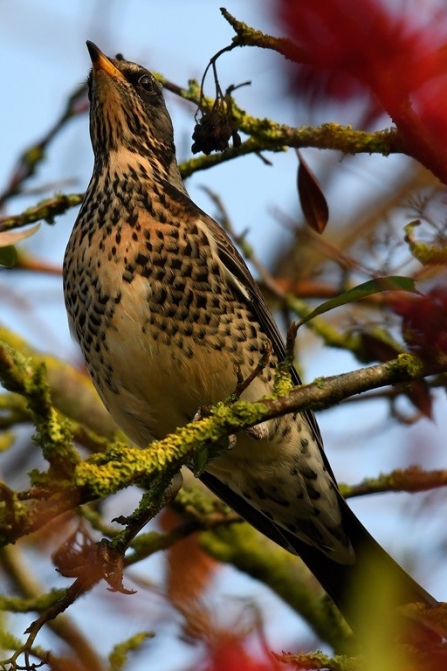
[1,324,446,548]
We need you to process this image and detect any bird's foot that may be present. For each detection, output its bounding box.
[192,405,212,422]
[246,423,269,440]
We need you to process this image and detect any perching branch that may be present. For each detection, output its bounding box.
[1,328,446,548]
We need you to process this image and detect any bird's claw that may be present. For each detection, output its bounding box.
[192,405,212,423]
[246,423,268,441]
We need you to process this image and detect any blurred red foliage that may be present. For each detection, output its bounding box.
[276,0,447,181]
[200,634,284,671]
[391,286,447,355]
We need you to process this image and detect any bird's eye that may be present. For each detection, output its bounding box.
[138,75,154,92]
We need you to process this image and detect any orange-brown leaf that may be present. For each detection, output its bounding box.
[160,508,217,609]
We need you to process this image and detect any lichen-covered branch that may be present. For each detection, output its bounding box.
[0,327,121,440]
[252,353,445,421]
[220,7,309,64]
[1,327,446,549]
[340,466,447,498]
[0,193,83,233]
[179,123,403,179]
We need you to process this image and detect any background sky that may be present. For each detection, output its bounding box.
[1,2,446,669]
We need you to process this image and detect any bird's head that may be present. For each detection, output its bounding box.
[86,41,179,182]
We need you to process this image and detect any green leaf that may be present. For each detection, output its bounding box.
[297,276,418,327]
[0,245,18,268]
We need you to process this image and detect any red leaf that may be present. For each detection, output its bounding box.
[297,151,329,233]
[390,286,447,355]
[406,379,433,419]
[160,508,217,610]
[277,0,447,176]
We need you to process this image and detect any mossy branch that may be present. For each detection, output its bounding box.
[340,466,447,498]
[178,123,403,179]
[1,328,446,548]
[405,220,447,265]
[220,7,309,64]
[74,351,446,501]
[0,193,84,233]
[0,326,121,440]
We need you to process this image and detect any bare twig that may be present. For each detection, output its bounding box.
[0,84,88,207]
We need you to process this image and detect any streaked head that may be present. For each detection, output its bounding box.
[86,41,177,176]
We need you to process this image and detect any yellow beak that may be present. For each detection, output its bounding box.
[86,41,125,80]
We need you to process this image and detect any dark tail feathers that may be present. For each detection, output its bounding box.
[200,472,438,635]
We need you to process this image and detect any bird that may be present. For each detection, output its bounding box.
[63,41,438,634]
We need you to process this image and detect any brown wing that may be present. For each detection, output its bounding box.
[202,214,328,466]
[163,180,330,474]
